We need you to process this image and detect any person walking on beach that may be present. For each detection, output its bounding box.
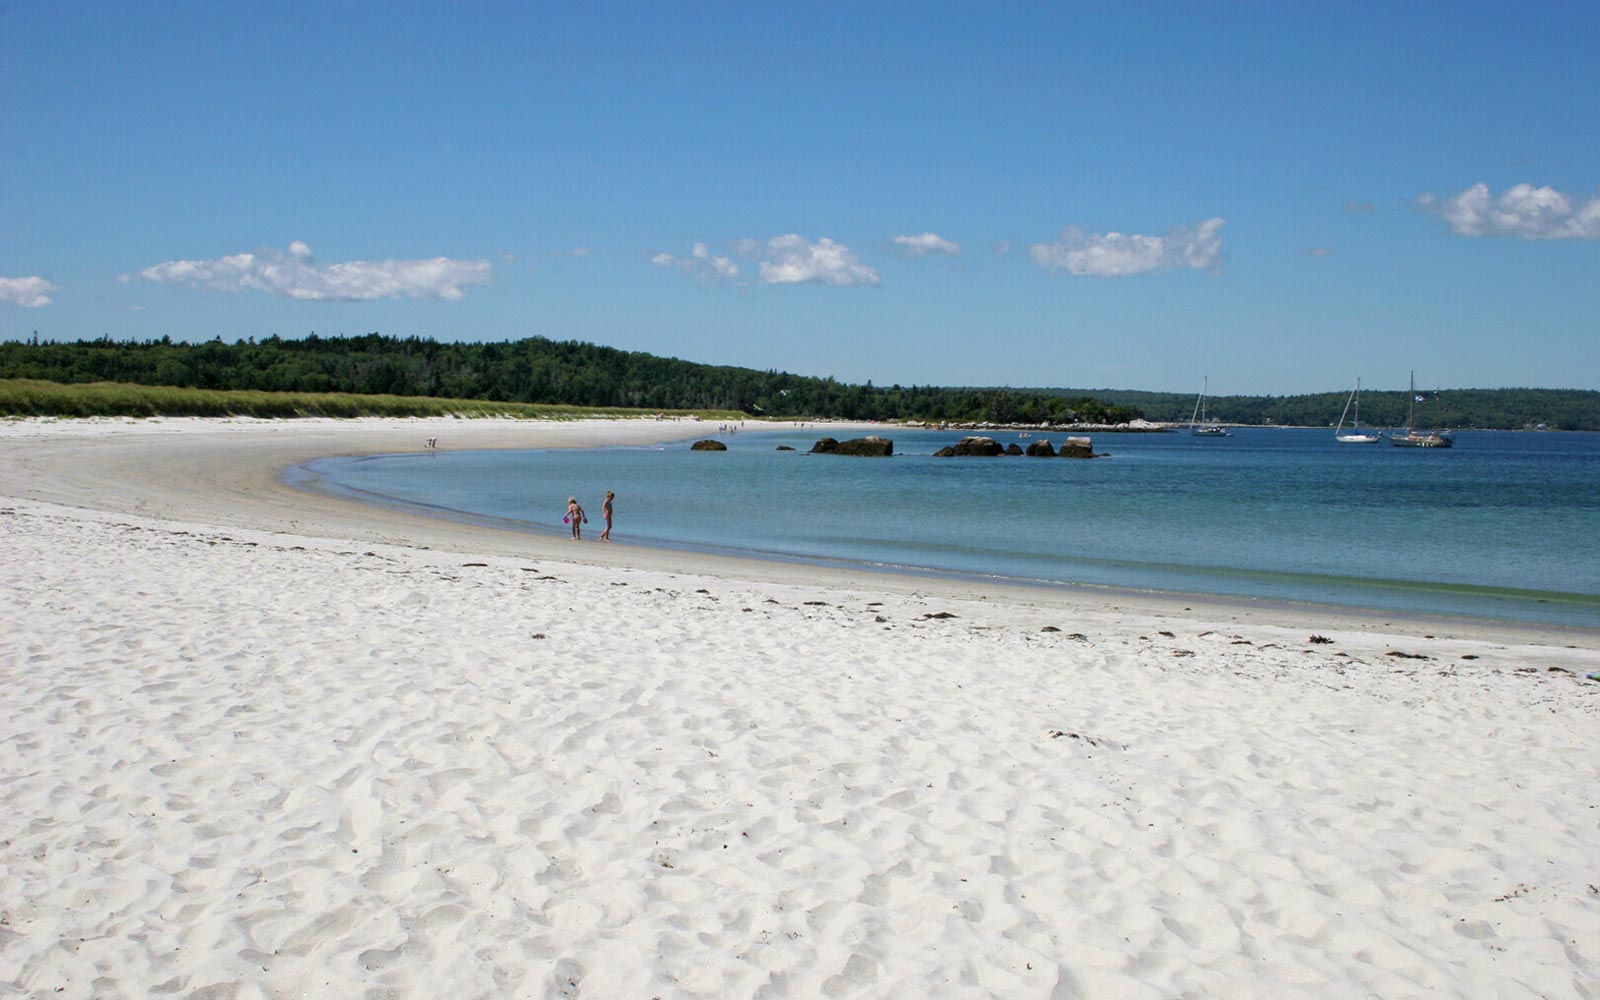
[599,490,615,542]
[565,497,587,540]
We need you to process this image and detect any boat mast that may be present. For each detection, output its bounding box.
[1337,381,1356,434]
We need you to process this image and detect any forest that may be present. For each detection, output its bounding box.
[0,334,1139,425]
[1,334,1596,429]
[1032,385,1600,431]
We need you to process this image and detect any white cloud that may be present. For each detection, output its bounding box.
[1304,247,1334,258]
[891,232,960,257]
[126,243,492,301]
[652,235,880,288]
[1417,182,1600,240]
[758,234,879,286]
[1029,218,1225,277]
[0,276,56,307]
[650,242,739,286]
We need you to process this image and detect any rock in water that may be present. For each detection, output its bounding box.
[833,436,894,457]
[1057,436,1095,459]
[690,439,728,451]
[1025,440,1057,457]
[810,438,839,454]
[937,436,1005,456]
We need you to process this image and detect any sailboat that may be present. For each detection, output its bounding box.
[1189,377,1231,437]
[1390,372,1454,448]
[1334,378,1383,443]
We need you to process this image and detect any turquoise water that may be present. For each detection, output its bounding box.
[290,427,1600,628]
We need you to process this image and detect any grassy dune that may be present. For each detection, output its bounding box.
[0,379,746,422]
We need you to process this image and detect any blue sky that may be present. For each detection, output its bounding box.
[2,2,1595,394]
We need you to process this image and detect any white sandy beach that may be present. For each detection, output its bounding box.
[2,416,1596,1000]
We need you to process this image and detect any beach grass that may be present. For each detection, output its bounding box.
[0,378,747,422]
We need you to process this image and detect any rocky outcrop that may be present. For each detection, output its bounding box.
[812,436,893,456]
[933,435,1102,458]
[834,436,894,457]
[933,436,1006,457]
[775,445,796,451]
[690,439,727,451]
[1057,436,1095,459]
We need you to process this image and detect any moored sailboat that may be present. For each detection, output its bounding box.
[1390,372,1454,448]
[1189,377,1231,437]
[1335,378,1383,443]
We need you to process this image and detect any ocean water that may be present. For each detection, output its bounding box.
[289,427,1600,628]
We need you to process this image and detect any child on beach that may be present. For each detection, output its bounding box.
[599,491,614,542]
[565,497,587,539]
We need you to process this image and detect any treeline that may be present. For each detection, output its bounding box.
[5,334,1588,428]
[0,334,1142,425]
[1035,387,1600,431]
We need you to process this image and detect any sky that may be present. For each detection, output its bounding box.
[2,1,1596,395]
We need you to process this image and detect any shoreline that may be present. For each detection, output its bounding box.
[0,414,1591,644]
[3,414,1595,646]
[3,415,1597,999]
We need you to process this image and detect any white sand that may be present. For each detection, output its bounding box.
[2,417,1596,999]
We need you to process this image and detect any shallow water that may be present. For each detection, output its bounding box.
[291,426,1600,628]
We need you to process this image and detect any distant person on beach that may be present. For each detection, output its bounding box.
[565,497,587,540]
[599,491,614,542]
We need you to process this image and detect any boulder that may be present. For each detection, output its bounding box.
[833,436,894,457]
[1025,440,1057,457]
[810,437,839,454]
[938,436,1005,456]
[1057,436,1095,459]
[1004,443,1024,455]
[775,445,796,451]
[690,439,727,451]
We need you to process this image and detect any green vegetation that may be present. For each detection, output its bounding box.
[2,334,1592,428]
[1033,386,1600,432]
[0,379,744,421]
[0,334,1141,424]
